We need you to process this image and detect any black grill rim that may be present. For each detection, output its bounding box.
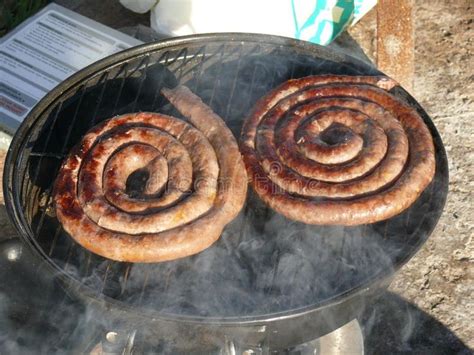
[3,33,449,327]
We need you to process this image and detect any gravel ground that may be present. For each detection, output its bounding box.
[366,2,473,350]
[347,2,473,352]
[0,0,472,353]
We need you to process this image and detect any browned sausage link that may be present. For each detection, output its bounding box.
[241,75,397,145]
[54,89,247,263]
[78,126,217,235]
[103,142,192,213]
[240,75,435,225]
[254,96,406,198]
[261,95,391,183]
[296,110,366,165]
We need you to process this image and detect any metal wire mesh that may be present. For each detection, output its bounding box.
[7,36,448,321]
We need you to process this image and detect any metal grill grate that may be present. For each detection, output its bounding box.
[5,35,448,327]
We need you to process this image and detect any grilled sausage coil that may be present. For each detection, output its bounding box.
[240,75,436,225]
[54,86,247,262]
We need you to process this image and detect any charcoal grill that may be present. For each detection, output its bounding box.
[3,33,448,351]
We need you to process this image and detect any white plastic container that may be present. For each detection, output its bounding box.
[120,0,377,45]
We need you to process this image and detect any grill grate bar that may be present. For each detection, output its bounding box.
[382,218,390,240]
[178,46,207,83]
[29,152,66,159]
[190,49,207,93]
[12,38,446,322]
[405,180,436,229]
[268,53,281,89]
[90,71,110,126]
[34,86,87,239]
[289,58,297,79]
[120,264,132,296]
[208,45,227,108]
[245,51,261,107]
[405,179,436,240]
[112,63,129,115]
[164,269,173,293]
[131,55,151,112]
[172,48,189,82]
[100,262,112,295]
[265,247,282,294]
[138,269,150,305]
[150,51,172,110]
[61,85,88,154]
[223,44,244,119]
[83,253,92,276]
[63,243,76,271]
[27,101,63,231]
[162,47,185,67]
[48,226,62,257]
[31,102,63,152]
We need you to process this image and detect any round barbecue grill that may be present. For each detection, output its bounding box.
[3,34,448,351]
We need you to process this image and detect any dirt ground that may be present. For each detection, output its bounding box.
[336,1,473,351]
[0,0,472,352]
[350,1,473,349]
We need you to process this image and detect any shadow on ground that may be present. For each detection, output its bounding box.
[361,291,471,354]
[0,205,18,239]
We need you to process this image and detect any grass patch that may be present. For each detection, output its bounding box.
[0,0,50,37]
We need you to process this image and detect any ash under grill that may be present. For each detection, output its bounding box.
[4,34,448,349]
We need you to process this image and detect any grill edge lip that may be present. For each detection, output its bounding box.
[2,32,449,327]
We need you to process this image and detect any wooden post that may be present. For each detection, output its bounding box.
[376,0,414,92]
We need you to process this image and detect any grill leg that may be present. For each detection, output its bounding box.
[89,330,137,355]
